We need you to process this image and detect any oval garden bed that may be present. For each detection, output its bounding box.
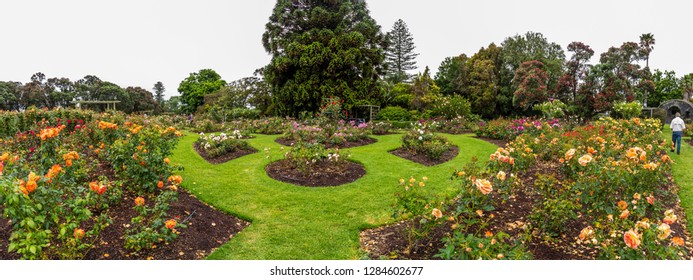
[389,145,459,166]
[275,136,377,149]
[265,159,366,187]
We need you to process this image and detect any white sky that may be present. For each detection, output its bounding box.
[1,0,691,99]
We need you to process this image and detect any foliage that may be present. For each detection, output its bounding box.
[612,101,643,119]
[177,69,227,114]
[281,142,350,175]
[369,121,393,135]
[513,60,549,109]
[410,67,440,112]
[533,100,568,119]
[283,119,369,147]
[195,130,251,158]
[0,109,184,259]
[262,0,387,116]
[425,95,472,119]
[124,188,186,252]
[384,19,419,83]
[401,123,451,160]
[434,55,468,96]
[378,106,412,121]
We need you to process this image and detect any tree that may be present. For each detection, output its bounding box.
[513,60,549,109]
[126,87,157,113]
[555,42,594,103]
[153,81,166,112]
[0,81,21,110]
[410,66,439,111]
[384,19,419,83]
[177,69,226,114]
[645,70,680,107]
[434,55,468,96]
[499,32,565,114]
[639,33,655,69]
[466,43,502,118]
[262,0,387,116]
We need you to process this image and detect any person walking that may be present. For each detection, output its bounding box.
[670,112,686,155]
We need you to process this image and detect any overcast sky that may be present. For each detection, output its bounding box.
[1,0,691,99]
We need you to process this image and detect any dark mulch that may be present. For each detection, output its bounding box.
[361,141,693,260]
[0,188,249,260]
[193,143,258,165]
[265,160,366,187]
[389,146,459,166]
[475,136,508,148]
[275,137,377,149]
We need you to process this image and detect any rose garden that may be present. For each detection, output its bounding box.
[2,1,693,261]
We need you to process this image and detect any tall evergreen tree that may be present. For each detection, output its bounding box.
[384,19,419,83]
[262,0,387,116]
[153,81,165,107]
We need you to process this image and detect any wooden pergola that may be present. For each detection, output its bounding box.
[72,100,120,111]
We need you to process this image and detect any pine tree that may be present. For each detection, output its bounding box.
[385,19,419,83]
[262,0,387,117]
[153,81,165,109]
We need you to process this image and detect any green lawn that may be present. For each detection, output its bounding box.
[663,127,693,229]
[170,132,497,259]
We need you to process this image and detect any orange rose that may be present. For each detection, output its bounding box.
[97,185,107,195]
[165,219,177,229]
[663,210,677,225]
[168,175,183,185]
[74,228,85,239]
[431,208,442,220]
[661,155,671,163]
[623,229,641,249]
[157,181,164,189]
[0,152,8,162]
[65,159,73,167]
[617,200,628,210]
[646,195,655,205]
[485,231,493,237]
[134,196,145,206]
[25,180,37,193]
[164,158,170,165]
[619,209,630,219]
[475,179,493,195]
[671,237,685,246]
[89,181,99,192]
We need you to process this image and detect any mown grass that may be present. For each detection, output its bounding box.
[170,132,497,259]
[663,127,693,229]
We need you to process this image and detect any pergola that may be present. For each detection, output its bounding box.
[72,100,120,111]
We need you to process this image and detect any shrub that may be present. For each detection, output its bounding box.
[195,130,251,158]
[401,123,451,160]
[533,100,568,119]
[378,106,412,121]
[613,101,643,119]
[424,96,472,119]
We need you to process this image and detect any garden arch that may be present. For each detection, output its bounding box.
[659,99,693,124]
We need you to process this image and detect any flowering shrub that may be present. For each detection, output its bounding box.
[250,117,290,135]
[195,130,251,158]
[401,123,451,160]
[418,116,479,135]
[424,95,472,119]
[369,121,393,135]
[475,117,562,141]
[0,109,185,259]
[282,142,350,175]
[124,185,186,252]
[392,176,446,251]
[283,119,370,147]
[533,100,568,119]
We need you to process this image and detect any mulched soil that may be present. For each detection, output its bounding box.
[193,143,258,165]
[0,188,250,260]
[275,137,377,149]
[265,160,366,187]
[389,146,459,166]
[360,138,693,260]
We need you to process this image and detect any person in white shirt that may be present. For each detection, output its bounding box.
[670,112,686,155]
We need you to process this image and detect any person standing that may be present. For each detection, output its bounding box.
[670,112,686,155]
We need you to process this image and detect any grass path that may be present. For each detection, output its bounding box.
[663,128,693,229]
[170,132,496,259]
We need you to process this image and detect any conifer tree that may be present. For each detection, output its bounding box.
[385,19,419,83]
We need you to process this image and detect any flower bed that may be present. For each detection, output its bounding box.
[389,123,458,166]
[194,130,257,164]
[0,109,224,259]
[366,117,691,260]
[276,119,375,148]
